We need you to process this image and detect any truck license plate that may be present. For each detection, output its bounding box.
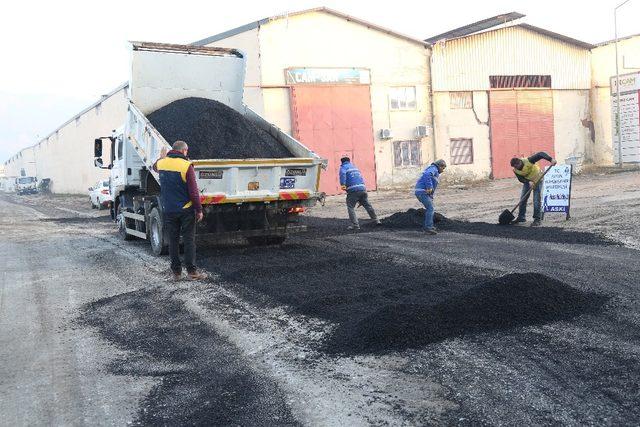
[280,177,296,189]
[285,168,307,176]
[199,170,223,179]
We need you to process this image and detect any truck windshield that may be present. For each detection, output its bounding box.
[18,177,35,184]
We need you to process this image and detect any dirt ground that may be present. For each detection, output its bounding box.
[1,169,639,425]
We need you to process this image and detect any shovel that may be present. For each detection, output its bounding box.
[498,166,552,225]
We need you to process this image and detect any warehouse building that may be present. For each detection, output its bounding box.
[429,13,594,179]
[4,84,126,194]
[590,34,640,164]
[194,7,434,194]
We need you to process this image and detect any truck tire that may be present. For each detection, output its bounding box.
[246,235,286,246]
[149,208,168,256]
[117,205,134,241]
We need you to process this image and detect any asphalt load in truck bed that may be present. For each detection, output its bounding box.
[147,97,294,159]
[380,208,616,245]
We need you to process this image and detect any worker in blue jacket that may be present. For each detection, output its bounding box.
[415,159,447,234]
[339,157,380,230]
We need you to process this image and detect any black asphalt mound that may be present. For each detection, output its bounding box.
[325,273,608,355]
[79,288,297,425]
[382,209,615,245]
[147,97,293,159]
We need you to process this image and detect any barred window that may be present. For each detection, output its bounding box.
[394,140,421,167]
[450,92,473,109]
[450,138,474,165]
[389,87,417,110]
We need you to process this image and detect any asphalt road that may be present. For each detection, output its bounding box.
[1,188,640,425]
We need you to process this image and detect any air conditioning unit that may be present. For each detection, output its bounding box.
[415,125,429,138]
[380,128,393,139]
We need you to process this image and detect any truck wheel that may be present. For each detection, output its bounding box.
[117,206,134,241]
[149,208,168,256]
[246,235,286,246]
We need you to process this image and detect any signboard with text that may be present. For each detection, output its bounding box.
[610,72,640,163]
[542,164,573,219]
[285,68,371,85]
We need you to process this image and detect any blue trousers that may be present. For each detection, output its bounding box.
[518,181,542,221]
[416,192,435,230]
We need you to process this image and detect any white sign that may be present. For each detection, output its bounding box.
[610,72,640,163]
[542,164,572,218]
[285,68,371,85]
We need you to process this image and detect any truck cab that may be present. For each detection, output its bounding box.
[16,176,38,195]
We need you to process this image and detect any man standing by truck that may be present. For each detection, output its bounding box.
[154,141,207,281]
[510,152,557,226]
[339,157,381,230]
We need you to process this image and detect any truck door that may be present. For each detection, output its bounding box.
[111,135,126,191]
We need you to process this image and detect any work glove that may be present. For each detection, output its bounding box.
[426,188,434,195]
[341,185,347,191]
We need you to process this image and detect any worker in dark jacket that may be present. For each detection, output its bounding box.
[415,159,446,234]
[510,152,557,226]
[339,157,380,230]
[153,141,207,281]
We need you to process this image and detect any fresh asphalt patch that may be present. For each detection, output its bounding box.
[381,208,616,245]
[78,287,298,426]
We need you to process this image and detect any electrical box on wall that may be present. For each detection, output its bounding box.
[415,125,429,138]
[380,129,393,139]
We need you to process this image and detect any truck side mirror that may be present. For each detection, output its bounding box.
[94,158,104,168]
[94,139,103,157]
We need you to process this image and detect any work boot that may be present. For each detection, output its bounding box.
[513,217,527,224]
[347,225,360,230]
[187,271,208,281]
[172,272,182,281]
[531,219,542,227]
[423,228,437,235]
[373,219,382,226]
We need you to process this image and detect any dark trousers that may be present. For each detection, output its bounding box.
[346,191,377,226]
[518,181,542,221]
[164,211,196,274]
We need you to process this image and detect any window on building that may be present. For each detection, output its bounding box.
[393,140,421,167]
[450,92,473,109]
[450,138,474,165]
[389,87,417,110]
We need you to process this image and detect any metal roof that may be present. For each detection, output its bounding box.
[595,32,640,47]
[425,12,525,44]
[517,24,595,50]
[192,7,430,47]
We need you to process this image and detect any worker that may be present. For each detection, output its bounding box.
[510,152,557,226]
[153,141,207,281]
[339,157,381,230]
[415,159,447,235]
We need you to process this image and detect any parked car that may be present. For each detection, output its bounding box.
[89,180,112,209]
[16,176,38,195]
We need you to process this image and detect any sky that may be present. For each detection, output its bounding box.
[1,0,639,164]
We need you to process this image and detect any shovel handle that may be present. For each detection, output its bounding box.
[509,165,553,214]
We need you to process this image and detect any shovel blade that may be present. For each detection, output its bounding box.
[498,209,515,225]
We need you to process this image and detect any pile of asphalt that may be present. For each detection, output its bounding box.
[325,273,607,355]
[79,288,296,425]
[381,208,615,245]
[147,97,293,159]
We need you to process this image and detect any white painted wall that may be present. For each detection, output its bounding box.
[590,36,640,164]
[3,86,128,194]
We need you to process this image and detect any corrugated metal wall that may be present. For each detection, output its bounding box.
[431,26,591,91]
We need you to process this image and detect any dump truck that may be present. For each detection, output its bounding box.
[93,42,326,255]
[15,176,38,195]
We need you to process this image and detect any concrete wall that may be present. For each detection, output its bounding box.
[553,90,592,167]
[3,86,127,194]
[590,36,640,164]
[254,11,432,188]
[433,91,491,180]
